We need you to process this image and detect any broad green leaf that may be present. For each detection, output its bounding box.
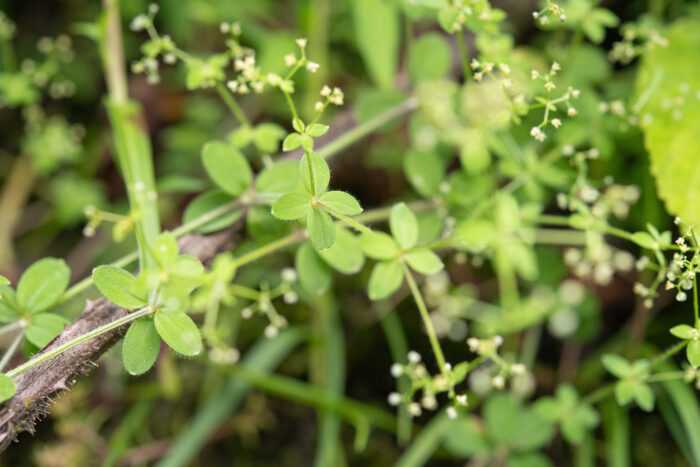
[670,324,694,340]
[319,191,363,216]
[403,149,444,197]
[122,317,161,375]
[634,383,655,412]
[295,243,331,295]
[307,209,336,250]
[390,203,418,249]
[17,258,70,314]
[153,232,179,267]
[352,0,399,88]
[359,232,399,260]
[631,232,655,249]
[282,133,302,151]
[0,374,16,403]
[687,340,700,368]
[154,310,202,356]
[170,255,205,280]
[404,249,444,275]
[253,123,286,154]
[26,313,68,348]
[307,124,329,137]
[300,151,330,196]
[255,161,301,200]
[637,20,700,224]
[442,418,490,457]
[614,380,636,406]
[602,354,632,379]
[0,300,18,323]
[93,265,147,309]
[318,228,365,274]
[459,130,491,174]
[408,33,450,82]
[455,218,495,251]
[182,190,243,234]
[368,260,403,300]
[201,141,252,196]
[0,276,9,285]
[271,192,311,220]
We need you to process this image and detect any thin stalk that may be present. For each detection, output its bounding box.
[0,321,23,337]
[0,331,23,372]
[402,263,448,377]
[694,274,698,328]
[320,204,373,235]
[231,231,307,268]
[215,83,252,129]
[456,29,471,80]
[6,306,153,378]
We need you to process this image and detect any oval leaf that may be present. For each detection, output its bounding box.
[271,192,311,220]
[404,248,444,275]
[123,317,161,375]
[319,191,363,216]
[154,310,202,356]
[359,232,399,260]
[307,208,336,250]
[300,151,330,196]
[93,265,147,309]
[17,258,70,314]
[201,141,252,196]
[390,203,418,249]
[26,313,68,348]
[318,228,365,274]
[296,243,331,295]
[183,190,243,234]
[368,260,404,301]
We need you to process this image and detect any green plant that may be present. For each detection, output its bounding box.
[1,0,700,465]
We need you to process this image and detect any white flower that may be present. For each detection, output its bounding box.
[677,291,688,302]
[320,85,332,97]
[281,267,297,283]
[306,61,320,73]
[390,363,403,378]
[284,54,296,67]
[551,118,562,128]
[264,324,278,338]
[295,38,308,48]
[408,402,422,417]
[446,407,458,419]
[567,107,578,116]
[456,394,468,406]
[407,350,421,364]
[388,392,402,406]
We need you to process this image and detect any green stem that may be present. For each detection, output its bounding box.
[215,83,252,129]
[6,307,153,378]
[0,321,22,337]
[321,204,373,235]
[456,29,471,80]
[0,331,23,372]
[694,274,698,328]
[402,263,448,377]
[231,231,307,268]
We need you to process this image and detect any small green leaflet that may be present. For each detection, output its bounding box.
[318,228,365,274]
[390,203,418,250]
[16,258,70,314]
[307,209,335,250]
[154,310,202,356]
[300,151,330,196]
[123,318,161,375]
[368,260,403,301]
[26,313,68,348]
[404,249,444,275]
[271,192,311,220]
[359,232,399,260]
[201,141,252,197]
[0,374,16,403]
[93,265,147,309]
[319,191,363,216]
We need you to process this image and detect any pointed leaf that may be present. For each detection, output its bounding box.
[405,248,444,275]
[201,141,252,196]
[614,380,636,406]
[153,232,179,267]
[307,123,329,137]
[633,383,655,412]
[318,228,365,274]
[319,191,363,216]
[283,133,302,151]
[359,232,399,260]
[670,324,694,340]
[390,203,418,249]
[17,258,70,314]
[154,310,202,356]
[295,243,331,295]
[368,260,403,300]
[93,265,147,309]
[602,354,632,379]
[123,317,161,375]
[687,340,700,368]
[307,208,335,250]
[271,192,311,220]
[300,151,330,196]
[26,313,68,348]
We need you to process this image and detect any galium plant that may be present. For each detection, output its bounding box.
[1,0,700,464]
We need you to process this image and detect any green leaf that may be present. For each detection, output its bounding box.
[359,232,399,260]
[637,20,700,224]
[0,275,10,285]
[292,117,305,133]
[443,418,490,457]
[93,265,148,309]
[318,228,365,274]
[307,209,336,250]
[295,243,331,295]
[300,134,314,150]
[182,190,243,234]
[26,313,68,348]
[390,203,418,249]
[634,383,655,412]
[0,299,18,323]
[122,317,161,375]
[408,33,450,82]
[459,130,491,174]
[602,354,632,379]
[300,151,330,196]
[255,160,301,201]
[404,248,444,275]
[0,374,16,403]
[16,258,70,314]
[282,133,302,151]
[614,380,636,406]
[319,191,363,216]
[403,149,444,197]
[368,260,403,300]
[307,123,329,137]
[154,310,202,356]
[153,232,179,267]
[631,232,655,249]
[271,192,311,220]
[670,324,695,340]
[455,218,495,251]
[253,123,286,154]
[352,0,399,88]
[201,141,252,196]
[687,340,700,368]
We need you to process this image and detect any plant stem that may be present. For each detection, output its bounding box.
[6,306,153,379]
[694,274,698,328]
[231,231,307,269]
[321,205,373,235]
[215,83,252,129]
[456,29,471,80]
[102,0,128,104]
[402,263,448,377]
[0,331,23,372]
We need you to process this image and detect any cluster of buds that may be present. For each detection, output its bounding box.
[387,351,469,419]
[609,21,668,64]
[226,48,268,94]
[529,63,580,141]
[312,85,344,112]
[440,1,505,33]
[564,242,636,286]
[209,345,240,365]
[664,227,699,303]
[532,1,566,25]
[283,38,319,74]
[684,366,700,390]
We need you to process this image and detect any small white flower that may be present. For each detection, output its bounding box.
[492,375,505,389]
[567,107,578,116]
[493,335,504,347]
[314,101,324,112]
[241,307,253,319]
[390,363,403,378]
[388,392,402,406]
[677,291,688,302]
[295,37,308,48]
[456,394,468,406]
[264,324,278,338]
[408,402,422,417]
[284,54,296,67]
[551,118,562,128]
[407,350,421,364]
[320,85,332,97]
[283,291,298,304]
[306,61,320,73]
[281,267,298,283]
[446,407,458,419]
[220,22,230,33]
